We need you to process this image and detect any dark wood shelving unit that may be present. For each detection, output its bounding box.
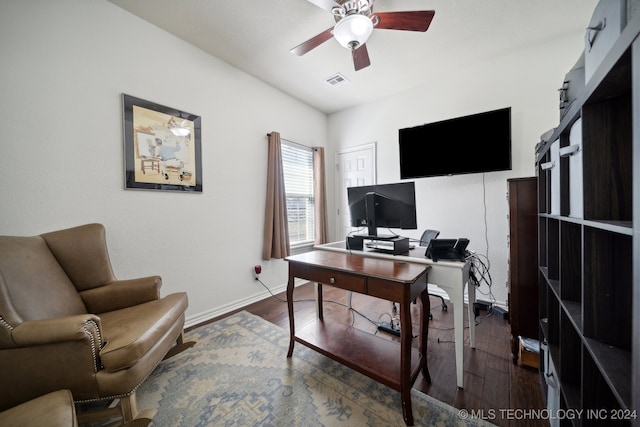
[507,177,539,365]
[536,4,639,426]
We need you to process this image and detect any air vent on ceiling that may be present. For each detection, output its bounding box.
[325,73,350,87]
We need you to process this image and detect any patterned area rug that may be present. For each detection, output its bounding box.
[137,311,493,426]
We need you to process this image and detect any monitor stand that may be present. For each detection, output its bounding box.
[346,235,410,255]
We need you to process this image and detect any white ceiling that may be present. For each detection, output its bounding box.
[108,0,598,114]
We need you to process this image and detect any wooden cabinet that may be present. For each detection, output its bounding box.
[536,5,639,425]
[507,177,538,365]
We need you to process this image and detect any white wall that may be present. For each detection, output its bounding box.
[0,0,594,322]
[326,29,588,307]
[0,0,327,326]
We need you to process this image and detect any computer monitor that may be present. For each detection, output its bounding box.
[347,181,418,238]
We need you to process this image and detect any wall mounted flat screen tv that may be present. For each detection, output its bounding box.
[399,107,512,178]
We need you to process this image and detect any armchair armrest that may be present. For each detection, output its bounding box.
[80,276,162,314]
[11,314,102,347]
[1,315,105,408]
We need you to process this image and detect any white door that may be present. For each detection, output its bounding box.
[335,143,376,241]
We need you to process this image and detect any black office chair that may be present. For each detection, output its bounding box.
[420,229,448,316]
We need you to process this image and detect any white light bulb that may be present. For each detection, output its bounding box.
[333,14,374,50]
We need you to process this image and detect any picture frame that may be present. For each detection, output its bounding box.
[122,94,202,192]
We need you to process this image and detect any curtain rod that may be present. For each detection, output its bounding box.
[266,133,317,151]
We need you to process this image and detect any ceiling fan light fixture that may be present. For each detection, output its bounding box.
[333,14,373,50]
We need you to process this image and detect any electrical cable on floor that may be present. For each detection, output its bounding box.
[254,277,298,303]
[375,312,394,336]
[255,277,378,328]
[256,277,485,341]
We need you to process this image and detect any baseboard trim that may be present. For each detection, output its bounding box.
[185,279,305,329]
[186,281,506,329]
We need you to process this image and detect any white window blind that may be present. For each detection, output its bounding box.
[281,140,315,247]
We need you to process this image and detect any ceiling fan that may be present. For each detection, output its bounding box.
[290,0,435,71]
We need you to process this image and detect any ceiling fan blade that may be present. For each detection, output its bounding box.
[374,11,435,32]
[352,43,371,71]
[305,0,340,12]
[290,27,335,56]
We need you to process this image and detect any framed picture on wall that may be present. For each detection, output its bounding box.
[122,94,202,192]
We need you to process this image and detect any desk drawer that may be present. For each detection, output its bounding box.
[368,276,427,301]
[292,264,365,293]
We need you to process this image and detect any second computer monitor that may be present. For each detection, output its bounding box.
[347,181,418,238]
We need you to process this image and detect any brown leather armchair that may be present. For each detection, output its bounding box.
[0,223,195,425]
[0,390,77,427]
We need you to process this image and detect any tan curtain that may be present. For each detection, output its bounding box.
[262,132,290,260]
[313,147,329,244]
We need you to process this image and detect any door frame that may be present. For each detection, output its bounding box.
[334,142,377,242]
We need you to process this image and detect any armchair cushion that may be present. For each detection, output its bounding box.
[99,292,188,372]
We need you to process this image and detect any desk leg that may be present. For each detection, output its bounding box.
[286,274,295,358]
[419,287,431,383]
[316,282,323,321]
[399,299,414,426]
[450,284,465,389]
[467,280,476,349]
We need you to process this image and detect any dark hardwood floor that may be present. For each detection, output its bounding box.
[207,282,548,427]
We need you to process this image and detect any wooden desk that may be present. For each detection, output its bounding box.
[315,241,474,389]
[285,250,431,426]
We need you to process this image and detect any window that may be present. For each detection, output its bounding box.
[281,140,315,248]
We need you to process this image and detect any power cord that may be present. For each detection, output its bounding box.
[468,251,497,306]
[255,275,480,340]
[482,173,491,264]
[254,277,378,328]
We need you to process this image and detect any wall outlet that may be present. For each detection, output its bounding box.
[253,265,262,279]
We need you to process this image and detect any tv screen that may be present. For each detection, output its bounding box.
[347,181,417,237]
[399,107,512,178]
